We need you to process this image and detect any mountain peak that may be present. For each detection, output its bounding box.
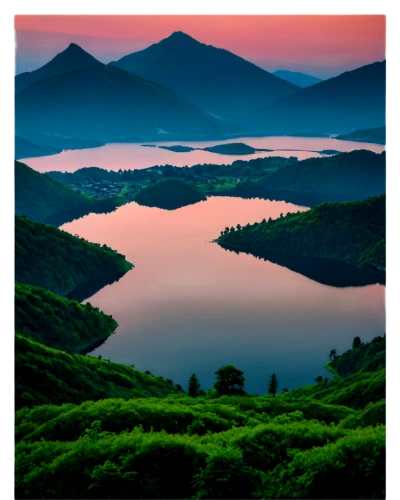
[165,31,198,44]
[67,42,83,50]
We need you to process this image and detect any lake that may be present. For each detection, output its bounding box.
[61,196,385,395]
[21,135,385,173]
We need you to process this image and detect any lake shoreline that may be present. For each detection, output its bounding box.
[216,240,386,286]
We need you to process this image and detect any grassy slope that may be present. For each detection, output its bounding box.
[15,282,117,354]
[15,335,385,499]
[217,195,385,269]
[15,215,133,296]
[15,334,178,410]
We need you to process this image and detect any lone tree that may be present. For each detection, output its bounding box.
[315,376,323,383]
[188,374,201,397]
[214,365,246,396]
[329,349,337,361]
[352,336,362,349]
[268,373,278,396]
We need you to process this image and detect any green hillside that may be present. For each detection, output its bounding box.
[15,160,121,226]
[135,178,206,209]
[15,334,179,410]
[217,195,385,270]
[15,215,133,297]
[257,150,385,201]
[15,282,117,354]
[15,333,385,499]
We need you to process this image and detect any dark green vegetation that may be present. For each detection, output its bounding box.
[336,126,386,145]
[272,69,323,88]
[109,31,299,132]
[15,161,121,226]
[15,215,133,297]
[15,43,230,142]
[134,178,207,210]
[15,336,385,499]
[250,150,385,204]
[47,156,297,202]
[15,282,117,354]
[47,150,384,208]
[266,61,385,133]
[217,195,385,270]
[15,334,178,410]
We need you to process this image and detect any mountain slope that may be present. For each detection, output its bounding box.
[265,61,386,134]
[15,334,178,410]
[15,136,57,160]
[15,215,133,297]
[217,195,385,270]
[336,126,386,145]
[15,43,103,94]
[273,70,322,87]
[15,160,121,225]
[109,31,299,130]
[16,64,227,142]
[15,282,118,354]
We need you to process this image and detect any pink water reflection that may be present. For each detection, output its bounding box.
[21,136,384,174]
[61,197,385,393]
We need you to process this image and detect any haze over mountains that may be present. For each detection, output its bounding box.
[15,43,230,142]
[272,70,323,88]
[15,34,386,143]
[109,31,300,130]
[265,61,385,134]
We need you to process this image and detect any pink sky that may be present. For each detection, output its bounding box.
[15,15,385,78]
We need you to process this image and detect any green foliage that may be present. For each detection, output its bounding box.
[15,334,177,410]
[135,178,206,209]
[217,195,385,269]
[214,365,246,396]
[188,373,201,397]
[15,282,117,353]
[268,373,278,396]
[15,215,132,296]
[15,160,120,225]
[264,426,385,499]
[258,150,385,199]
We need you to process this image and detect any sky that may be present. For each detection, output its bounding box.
[15,15,385,78]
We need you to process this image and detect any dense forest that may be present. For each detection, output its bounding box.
[15,335,385,499]
[15,282,118,354]
[135,178,206,209]
[217,195,385,270]
[15,215,133,297]
[15,334,179,410]
[253,150,385,201]
[15,161,121,226]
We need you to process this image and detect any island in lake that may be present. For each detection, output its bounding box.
[134,178,207,210]
[157,142,273,155]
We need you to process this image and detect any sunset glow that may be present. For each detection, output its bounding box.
[15,15,385,77]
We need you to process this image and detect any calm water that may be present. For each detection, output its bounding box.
[22,135,384,173]
[61,197,385,394]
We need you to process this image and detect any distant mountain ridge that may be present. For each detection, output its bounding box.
[273,70,323,87]
[15,43,103,94]
[15,43,233,142]
[109,31,300,131]
[264,61,386,134]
